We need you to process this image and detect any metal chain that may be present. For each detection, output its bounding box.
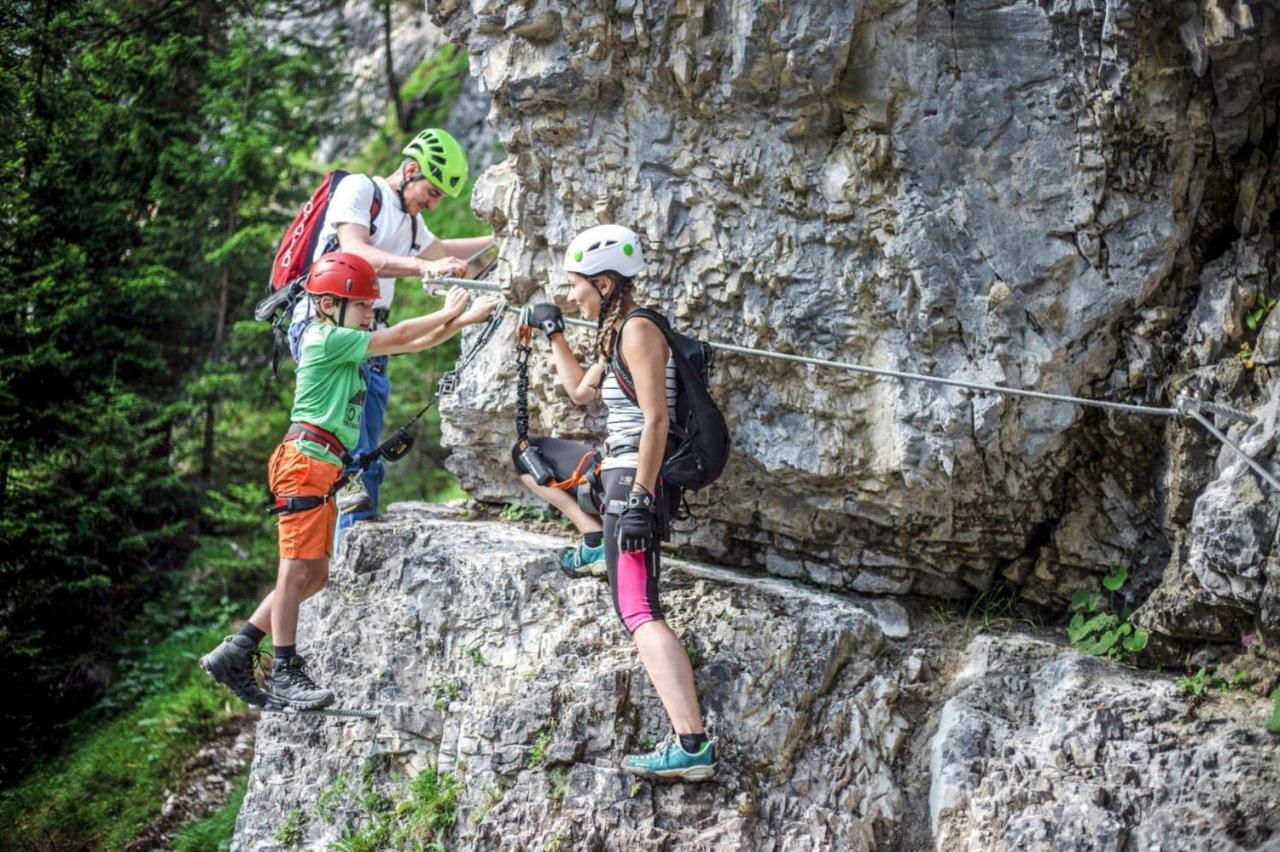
[514,327,533,443]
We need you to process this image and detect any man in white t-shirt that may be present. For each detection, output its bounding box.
[288,127,490,545]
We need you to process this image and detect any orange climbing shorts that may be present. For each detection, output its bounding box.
[268,441,342,560]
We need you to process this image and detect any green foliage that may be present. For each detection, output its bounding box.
[171,770,249,852]
[1176,667,1210,697]
[528,727,552,769]
[1245,295,1277,332]
[0,0,342,779]
[0,622,238,850]
[317,771,353,823]
[470,785,503,825]
[1268,688,1280,735]
[274,808,306,846]
[433,679,461,711]
[629,782,642,798]
[1066,568,1149,659]
[548,768,569,808]
[465,644,485,666]
[329,764,462,852]
[1177,667,1253,697]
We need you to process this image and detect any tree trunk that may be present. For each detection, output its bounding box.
[383,0,405,131]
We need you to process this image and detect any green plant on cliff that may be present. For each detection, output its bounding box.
[329,764,462,852]
[1245,294,1277,332]
[1066,567,1150,659]
[528,726,553,769]
[1267,688,1280,734]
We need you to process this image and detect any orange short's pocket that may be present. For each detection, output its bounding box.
[268,442,342,560]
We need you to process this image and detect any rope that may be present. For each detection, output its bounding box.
[425,276,1279,495]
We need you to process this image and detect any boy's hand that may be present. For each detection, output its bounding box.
[442,286,470,319]
[458,296,500,326]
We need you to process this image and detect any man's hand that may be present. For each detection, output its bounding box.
[617,488,656,553]
[521,303,565,339]
[441,286,469,320]
[457,296,500,326]
[421,257,468,279]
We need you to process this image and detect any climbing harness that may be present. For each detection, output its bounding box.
[426,275,1280,495]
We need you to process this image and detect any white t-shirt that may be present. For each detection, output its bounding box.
[293,174,436,322]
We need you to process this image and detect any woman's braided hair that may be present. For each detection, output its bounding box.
[593,272,633,362]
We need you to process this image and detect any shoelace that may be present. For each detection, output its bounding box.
[637,736,676,760]
[278,657,324,692]
[252,648,273,689]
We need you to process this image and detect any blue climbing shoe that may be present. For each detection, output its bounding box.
[622,737,716,782]
[558,539,605,578]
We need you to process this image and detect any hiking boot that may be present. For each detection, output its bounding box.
[622,737,716,782]
[200,635,272,708]
[268,654,335,710]
[558,540,606,578]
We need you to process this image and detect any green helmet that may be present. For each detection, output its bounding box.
[402,128,468,198]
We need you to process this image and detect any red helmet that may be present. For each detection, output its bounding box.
[305,252,378,301]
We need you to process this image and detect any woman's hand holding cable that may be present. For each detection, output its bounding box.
[522,303,565,339]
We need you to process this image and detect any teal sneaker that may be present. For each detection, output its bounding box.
[558,539,605,578]
[622,737,716,782]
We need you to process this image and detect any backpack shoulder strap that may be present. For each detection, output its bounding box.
[611,309,672,402]
[367,176,381,237]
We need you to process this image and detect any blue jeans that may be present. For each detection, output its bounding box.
[290,320,390,550]
[334,356,389,549]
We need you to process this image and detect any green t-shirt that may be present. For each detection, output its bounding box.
[291,323,371,466]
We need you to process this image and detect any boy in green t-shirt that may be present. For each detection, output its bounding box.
[201,252,496,709]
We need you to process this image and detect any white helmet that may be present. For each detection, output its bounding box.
[564,224,644,278]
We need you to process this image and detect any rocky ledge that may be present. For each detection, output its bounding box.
[233,504,1279,850]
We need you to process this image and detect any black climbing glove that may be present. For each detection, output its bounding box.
[617,488,655,553]
[522,303,564,339]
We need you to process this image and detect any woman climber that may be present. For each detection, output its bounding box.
[514,224,715,782]
[201,252,497,711]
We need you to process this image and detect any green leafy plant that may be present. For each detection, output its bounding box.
[629,782,642,798]
[1176,667,1209,697]
[316,771,352,822]
[465,645,485,666]
[1067,567,1149,658]
[528,727,553,769]
[1179,667,1254,697]
[433,680,460,711]
[1245,294,1277,331]
[548,768,570,808]
[274,808,306,846]
[1240,341,1256,369]
[330,764,462,852]
[1267,688,1280,735]
[471,785,503,825]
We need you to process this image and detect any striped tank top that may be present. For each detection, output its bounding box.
[601,319,678,472]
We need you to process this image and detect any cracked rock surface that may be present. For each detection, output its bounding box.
[424,0,1280,627]
[232,506,1279,850]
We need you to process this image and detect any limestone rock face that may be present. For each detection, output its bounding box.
[428,0,1280,611]
[932,634,1280,852]
[232,508,1280,850]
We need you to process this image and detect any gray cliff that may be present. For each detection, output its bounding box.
[232,506,1279,849]
[436,0,1280,633]
[233,1,1280,848]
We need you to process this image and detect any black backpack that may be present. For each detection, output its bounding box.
[611,309,730,492]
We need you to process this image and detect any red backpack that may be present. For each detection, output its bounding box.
[253,169,382,373]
